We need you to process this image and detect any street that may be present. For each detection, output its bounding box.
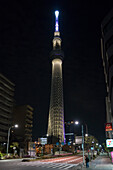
[0,155,82,170]
[1,154,113,170]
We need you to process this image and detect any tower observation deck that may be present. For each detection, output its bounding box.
[47,11,65,144]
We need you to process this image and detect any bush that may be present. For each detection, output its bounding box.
[0,152,3,159]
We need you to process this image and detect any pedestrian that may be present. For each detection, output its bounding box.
[85,155,89,168]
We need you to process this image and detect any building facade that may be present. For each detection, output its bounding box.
[101,9,113,138]
[47,11,65,144]
[13,105,33,153]
[65,121,75,133]
[0,73,15,142]
[65,120,82,144]
[65,121,75,144]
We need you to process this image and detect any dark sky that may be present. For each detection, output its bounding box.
[0,0,113,144]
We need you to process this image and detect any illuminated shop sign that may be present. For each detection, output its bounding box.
[106,139,113,148]
[105,123,112,131]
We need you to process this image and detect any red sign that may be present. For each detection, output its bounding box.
[105,123,112,131]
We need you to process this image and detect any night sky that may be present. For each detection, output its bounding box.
[0,1,113,144]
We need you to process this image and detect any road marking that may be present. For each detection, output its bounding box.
[58,164,72,169]
[50,163,66,168]
[64,164,75,169]
[46,163,65,168]
[0,160,77,170]
[66,157,82,163]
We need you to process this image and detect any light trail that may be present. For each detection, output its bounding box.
[40,155,83,165]
[40,156,81,163]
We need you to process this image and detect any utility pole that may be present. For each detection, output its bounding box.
[82,125,85,165]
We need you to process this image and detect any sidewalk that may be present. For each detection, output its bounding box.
[82,154,113,170]
[72,154,113,170]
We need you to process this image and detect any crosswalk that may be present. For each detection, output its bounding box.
[17,161,78,169]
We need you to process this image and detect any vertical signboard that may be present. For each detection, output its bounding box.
[105,123,112,131]
[111,151,113,163]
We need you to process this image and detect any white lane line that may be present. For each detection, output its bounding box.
[46,164,57,168]
[46,163,65,168]
[64,164,75,169]
[58,164,71,169]
[50,163,65,168]
[0,159,23,162]
[46,163,67,169]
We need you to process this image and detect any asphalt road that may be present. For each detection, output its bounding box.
[0,155,82,170]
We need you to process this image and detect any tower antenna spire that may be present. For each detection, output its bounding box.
[47,10,65,144]
[55,10,59,32]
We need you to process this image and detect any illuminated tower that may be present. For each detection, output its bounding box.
[47,11,65,144]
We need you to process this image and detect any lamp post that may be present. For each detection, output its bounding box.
[82,125,85,165]
[6,124,18,155]
[75,121,85,165]
[85,124,88,137]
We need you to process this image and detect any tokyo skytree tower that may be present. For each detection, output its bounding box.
[47,11,65,144]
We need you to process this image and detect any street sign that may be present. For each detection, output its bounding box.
[68,142,71,146]
[61,142,64,146]
[56,142,59,146]
[91,147,94,150]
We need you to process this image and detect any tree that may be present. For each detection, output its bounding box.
[10,142,19,155]
[85,135,98,151]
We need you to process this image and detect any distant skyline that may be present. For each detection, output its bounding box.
[0,1,113,144]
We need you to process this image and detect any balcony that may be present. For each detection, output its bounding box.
[25,128,32,133]
[0,117,11,124]
[0,84,14,96]
[0,131,7,137]
[0,90,14,100]
[26,114,33,120]
[0,110,11,119]
[0,124,9,131]
[0,92,14,102]
[25,118,32,124]
[0,99,13,107]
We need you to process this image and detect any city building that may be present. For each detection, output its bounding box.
[101,8,113,138]
[47,11,65,144]
[13,105,33,153]
[65,121,75,133]
[38,137,47,145]
[65,120,81,144]
[0,73,15,143]
[65,121,75,144]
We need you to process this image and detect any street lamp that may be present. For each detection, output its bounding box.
[6,124,18,155]
[85,134,88,137]
[75,121,85,165]
[75,121,79,125]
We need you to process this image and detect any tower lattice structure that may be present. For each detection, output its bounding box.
[47,11,65,144]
